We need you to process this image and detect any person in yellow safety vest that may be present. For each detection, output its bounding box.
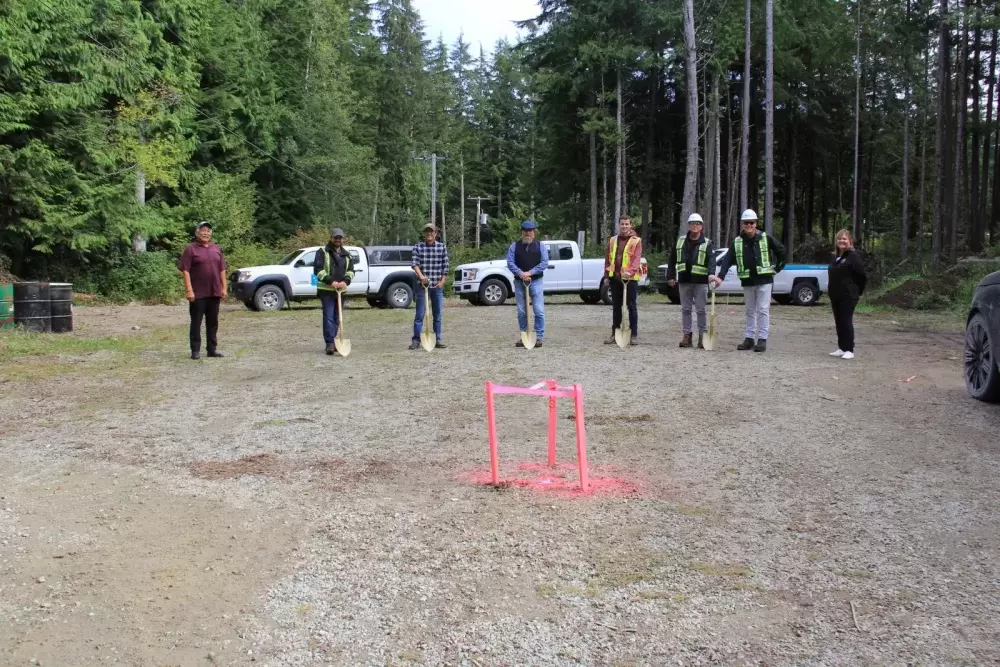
[667,213,717,348]
[603,215,643,345]
[712,209,786,353]
[313,227,355,356]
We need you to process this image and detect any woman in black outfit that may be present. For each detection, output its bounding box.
[828,229,867,360]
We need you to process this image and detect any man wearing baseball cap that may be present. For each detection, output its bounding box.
[667,213,717,348]
[505,220,548,347]
[177,221,228,360]
[313,227,355,355]
[410,223,450,349]
[713,209,786,352]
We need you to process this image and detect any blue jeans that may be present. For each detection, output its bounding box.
[412,286,444,342]
[514,278,545,339]
[319,291,341,344]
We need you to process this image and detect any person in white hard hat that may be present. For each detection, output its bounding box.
[712,209,786,352]
[666,213,717,348]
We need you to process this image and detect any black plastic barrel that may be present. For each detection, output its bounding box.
[13,282,51,333]
[49,283,73,333]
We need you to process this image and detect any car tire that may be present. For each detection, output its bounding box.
[599,279,612,305]
[478,278,507,306]
[253,285,285,311]
[581,293,601,305]
[243,300,258,311]
[965,313,1000,402]
[385,282,413,309]
[791,280,819,306]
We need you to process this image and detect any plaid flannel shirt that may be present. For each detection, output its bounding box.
[411,241,450,284]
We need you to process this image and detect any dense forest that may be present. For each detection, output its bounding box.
[2,0,998,291]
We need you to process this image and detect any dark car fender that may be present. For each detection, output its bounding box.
[232,274,294,302]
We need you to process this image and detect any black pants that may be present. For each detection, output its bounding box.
[611,278,639,335]
[190,297,221,354]
[831,297,858,353]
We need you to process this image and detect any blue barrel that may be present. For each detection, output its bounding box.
[14,282,51,333]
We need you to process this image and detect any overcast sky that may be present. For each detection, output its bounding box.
[412,0,540,53]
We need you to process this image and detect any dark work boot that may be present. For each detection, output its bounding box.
[604,335,617,345]
[190,351,201,360]
[737,337,755,351]
[697,334,704,349]
[679,333,693,348]
[326,343,335,355]
[753,339,767,353]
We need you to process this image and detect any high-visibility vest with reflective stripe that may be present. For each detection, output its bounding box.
[675,236,710,277]
[316,248,354,292]
[607,236,642,281]
[734,232,775,279]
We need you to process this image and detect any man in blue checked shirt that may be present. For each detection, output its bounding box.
[506,220,549,348]
[410,223,450,350]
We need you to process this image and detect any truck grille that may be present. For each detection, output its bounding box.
[454,270,462,282]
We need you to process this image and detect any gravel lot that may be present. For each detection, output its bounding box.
[1,296,998,666]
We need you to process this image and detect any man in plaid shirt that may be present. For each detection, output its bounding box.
[410,223,450,349]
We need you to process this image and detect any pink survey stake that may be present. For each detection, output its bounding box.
[485,380,590,492]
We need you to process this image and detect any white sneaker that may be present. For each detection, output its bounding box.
[830,349,845,357]
[842,351,855,360]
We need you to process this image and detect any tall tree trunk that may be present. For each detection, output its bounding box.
[741,0,751,212]
[725,79,737,246]
[705,81,717,230]
[614,69,623,231]
[951,0,967,262]
[970,17,982,253]
[590,129,599,244]
[132,166,147,252]
[902,66,911,259]
[602,140,610,240]
[822,159,830,239]
[786,118,797,262]
[713,75,723,244]
[919,37,930,263]
[371,173,380,245]
[852,0,863,240]
[979,25,998,250]
[933,0,950,270]
[641,73,657,247]
[764,0,775,234]
[459,160,465,246]
[807,149,815,236]
[681,0,700,235]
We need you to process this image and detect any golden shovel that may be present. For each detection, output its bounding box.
[521,281,537,350]
[614,279,631,349]
[703,287,719,351]
[334,289,352,357]
[420,284,435,351]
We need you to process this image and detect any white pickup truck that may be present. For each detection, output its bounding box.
[452,240,649,306]
[231,245,419,311]
[655,247,829,305]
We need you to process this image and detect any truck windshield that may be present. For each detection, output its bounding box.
[279,250,303,265]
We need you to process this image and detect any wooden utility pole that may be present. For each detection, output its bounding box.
[468,196,491,247]
[741,0,751,212]
[414,153,446,228]
[765,0,775,234]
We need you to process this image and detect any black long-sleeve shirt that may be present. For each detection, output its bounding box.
[828,249,867,301]
[666,235,717,284]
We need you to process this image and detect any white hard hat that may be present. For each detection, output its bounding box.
[740,209,759,222]
[687,213,704,224]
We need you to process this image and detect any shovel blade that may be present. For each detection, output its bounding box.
[420,332,435,351]
[614,327,630,349]
[521,330,537,350]
[334,337,352,357]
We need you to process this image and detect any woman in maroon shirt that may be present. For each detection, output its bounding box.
[177,222,228,360]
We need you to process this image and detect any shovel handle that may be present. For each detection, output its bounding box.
[336,290,344,337]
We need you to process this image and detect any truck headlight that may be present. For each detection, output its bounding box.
[237,271,253,282]
[462,269,479,281]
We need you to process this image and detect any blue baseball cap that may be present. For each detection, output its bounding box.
[521,221,537,231]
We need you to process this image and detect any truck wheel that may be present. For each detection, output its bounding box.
[580,293,601,305]
[479,278,507,306]
[385,282,413,308]
[599,279,612,305]
[791,280,819,306]
[254,285,285,311]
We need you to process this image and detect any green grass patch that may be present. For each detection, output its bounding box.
[690,562,752,577]
[0,330,147,362]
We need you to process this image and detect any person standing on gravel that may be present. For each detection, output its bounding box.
[506,220,548,347]
[712,209,786,353]
[828,229,867,360]
[667,213,717,349]
[313,227,354,356]
[178,221,228,360]
[410,223,449,350]
[604,215,643,345]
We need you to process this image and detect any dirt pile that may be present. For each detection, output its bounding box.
[872,275,961,309]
